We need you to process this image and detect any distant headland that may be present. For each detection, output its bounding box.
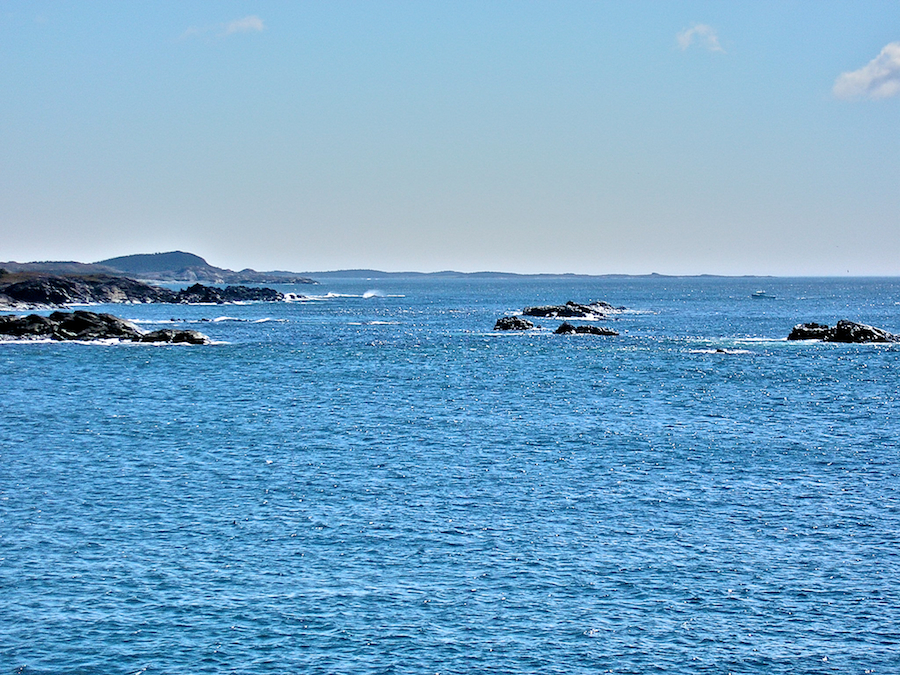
[0,251,320,310]
[0,251,317,285]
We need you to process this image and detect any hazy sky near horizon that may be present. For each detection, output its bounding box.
[2,1,898,275]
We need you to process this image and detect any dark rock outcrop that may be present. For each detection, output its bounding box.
[0,274,285,307]
[174,284,283,304]
[139,328,211,345]
[522,300,618,318]
[1,275,176,305]
[494,316,535,331]
[0,313,57,338]
[788,320,898,343]
[554,322,619,336]
[786,322,832,341]
[0,311,210,344]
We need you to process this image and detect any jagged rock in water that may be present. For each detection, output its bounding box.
[47,310,145,341]
[554,321,619,336]
[788,320,898,343]
[0,313,57,338]
[0,310,210,344]
[494,316,535,331]
[522,300,617,318]
[174,284,284,304]
[786,322,832,341]
[140,328,211,345]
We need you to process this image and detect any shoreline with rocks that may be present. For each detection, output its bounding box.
[0,273,289,311]
[0,310,211,344]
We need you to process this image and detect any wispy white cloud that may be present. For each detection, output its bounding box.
[833,42,900,100]
[181,15,265,40]
[677,24,724,53]
[224,15,265,35]
[179,26,202,40]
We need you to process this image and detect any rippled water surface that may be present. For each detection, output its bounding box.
[2,276,899,674]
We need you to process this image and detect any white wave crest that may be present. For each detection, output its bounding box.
[690,348,754,355]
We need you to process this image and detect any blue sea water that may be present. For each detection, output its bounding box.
[1,276,899,674]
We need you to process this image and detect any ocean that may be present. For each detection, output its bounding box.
[2,275,899,674]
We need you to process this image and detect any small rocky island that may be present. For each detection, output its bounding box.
[0,310,210,344]
[554,322,618,336]
[788,320,898,343]
[494,300,622,335]
[522,300,621,318]
[494,316,535,331]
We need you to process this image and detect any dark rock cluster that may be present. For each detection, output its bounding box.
[174,283,283,304]
[0,311,210,344]
[495,299,622,335]
[494,316,535,331]
[0,275,285,308]
[554,322,618,336]
[0,275,174,305]
[522,300,618,318]
[788,320,898,343]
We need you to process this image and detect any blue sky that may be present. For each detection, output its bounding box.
[1,1,898,274]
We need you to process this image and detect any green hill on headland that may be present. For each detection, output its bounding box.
[94,251,315,284]
[0,251,316,285]
[96,251,209,275]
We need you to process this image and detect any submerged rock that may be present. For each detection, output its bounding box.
[554,322,619,336]
[788,320,898,343]
[0,310,210,344]
[494,316,535,331]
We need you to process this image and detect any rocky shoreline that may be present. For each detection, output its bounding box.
[0,273,287,309]
[0,310,210,344]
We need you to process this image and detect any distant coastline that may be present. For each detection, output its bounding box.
[4,251,895,281]
[303,269,779,280]
[0,251,316,285]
